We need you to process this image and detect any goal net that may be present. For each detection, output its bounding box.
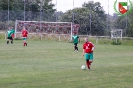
[15,20,79,41]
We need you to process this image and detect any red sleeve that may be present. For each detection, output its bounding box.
[89,42,94,47]
[26,31,28,34]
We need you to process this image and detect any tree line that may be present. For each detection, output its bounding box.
[0,0,133,37]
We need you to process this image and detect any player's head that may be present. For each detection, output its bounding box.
[10,26,13,29]
[74,32,77,35]
[84,37,89,43]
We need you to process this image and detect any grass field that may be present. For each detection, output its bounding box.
[0,39,133,88]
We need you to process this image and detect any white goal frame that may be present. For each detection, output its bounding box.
[111,29,123,40]
[15,20,79,40]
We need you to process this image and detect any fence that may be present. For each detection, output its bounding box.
[0,10,133,38]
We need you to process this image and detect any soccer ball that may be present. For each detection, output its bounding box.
[81,65,86,70]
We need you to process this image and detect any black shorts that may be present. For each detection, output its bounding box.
[7,37,13,40]
[74,43,77,46]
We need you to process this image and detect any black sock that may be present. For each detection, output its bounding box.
[76,47,78,51]
[11,41,13,44]
[7,41,9,44]
[74,46,76,51]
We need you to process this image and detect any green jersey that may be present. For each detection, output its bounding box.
[72,35,79,43]
[10,29,15,34]
[7,30,12,37]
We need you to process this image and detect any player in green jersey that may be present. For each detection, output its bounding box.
[6,27,13,44]
[10,26,15,43]
[72,33,80,52]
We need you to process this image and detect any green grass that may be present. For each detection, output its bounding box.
[0,33,5,39]
[0,39,133,88]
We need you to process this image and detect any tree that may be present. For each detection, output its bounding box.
[82,1,106,20]
[113,9,133,37]
[127,9,133,37]
[0,0,14,10]
[61,1,107,36]
[0,0,55,12]
[0,0,56,21]
[113,16,126,29]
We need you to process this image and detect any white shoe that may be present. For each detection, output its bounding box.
[87,69,90,70]
[74,50,78,52]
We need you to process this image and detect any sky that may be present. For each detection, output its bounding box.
[52,0,115,15]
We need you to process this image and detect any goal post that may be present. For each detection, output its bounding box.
[15,20,79,41]
[111,29,123,40]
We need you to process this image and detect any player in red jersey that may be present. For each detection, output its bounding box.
[22,26,28,46]
[82,38,94,70]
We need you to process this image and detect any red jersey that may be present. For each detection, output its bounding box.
[83,42,94,53]
[22,29,28,37]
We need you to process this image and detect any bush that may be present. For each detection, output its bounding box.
[111,39,121,45]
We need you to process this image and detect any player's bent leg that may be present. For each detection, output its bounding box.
[74,43,78,51]
[89,53,93,64]
[11,38,13,44]
[89,60,93,65]
[74,43,76,51]
[11,40,13,44]
[89,53,93,69]
[25,41,27,46]
[23,41,26,46]
[86,59,90,69]
[75,43,78,51]
[76,44,78,51]
[7,40,9,44]
[23,37,27,46]
[85,53,90,69]
[7,37,10,44]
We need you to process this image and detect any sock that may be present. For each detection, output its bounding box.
[25,43,27,46]
[86,61,90,69]
[11,41,13,44]
[90,62,92,65]
[74,46,76,51]
[7,41,9,44]
[24,43,25,46]
[76,47,78,51]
